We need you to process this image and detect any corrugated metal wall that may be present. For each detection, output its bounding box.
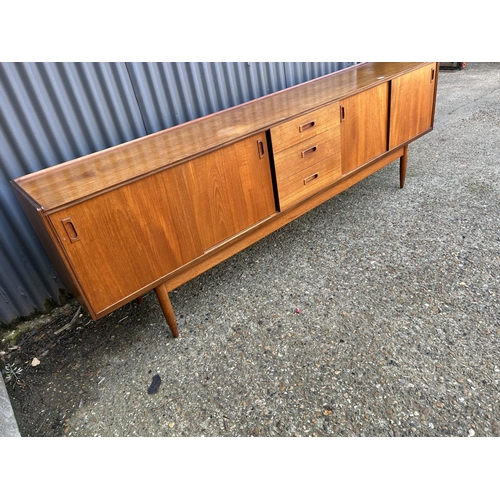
[126,62,288,134]
[1,62,148,324]
[0,61,357,325]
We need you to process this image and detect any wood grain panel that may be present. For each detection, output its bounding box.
[341,82,389,174]
[49,164,205,314]
[185,132,276,250]
[389,63,437,149]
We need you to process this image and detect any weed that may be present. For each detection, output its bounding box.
[3,363,23,387]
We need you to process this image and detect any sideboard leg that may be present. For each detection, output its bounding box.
[400,145,408,188]
[154,283,179,338]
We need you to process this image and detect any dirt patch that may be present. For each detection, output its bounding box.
[1,297,144,436]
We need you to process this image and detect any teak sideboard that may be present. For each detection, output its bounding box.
[11,62,438,337]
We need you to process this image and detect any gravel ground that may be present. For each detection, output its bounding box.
[2,62,500,438]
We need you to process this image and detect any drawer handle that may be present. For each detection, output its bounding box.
[299,121,316,133]
[303,172,319,185]
[301,145,318,158]
[257,139,265,159]
[61,217,80,243]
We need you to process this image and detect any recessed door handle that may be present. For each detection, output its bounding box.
[257,139,265,159]
[61,217,80,243]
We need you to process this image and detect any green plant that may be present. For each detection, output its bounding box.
[3,363,23,386]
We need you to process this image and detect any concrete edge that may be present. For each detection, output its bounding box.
[0,373,21,437]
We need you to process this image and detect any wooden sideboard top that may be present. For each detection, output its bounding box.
[12,62,430,211]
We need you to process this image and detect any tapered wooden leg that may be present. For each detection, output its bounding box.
[154,282,179,338]
[400,144,408,188]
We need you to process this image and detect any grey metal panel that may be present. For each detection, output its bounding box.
[126,62,288,134]
[0,184,64,323]
[0,61,357,325]
[0,62,147,324]
[284,62,356,87]
[1,62,147,177]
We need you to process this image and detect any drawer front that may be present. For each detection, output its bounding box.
[270,101,339,153]
[274,129,339,182]
[276,156,341,210]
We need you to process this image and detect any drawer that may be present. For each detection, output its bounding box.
[273,128,340,182]
[270,101,339,153]
[276,156,342,210]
